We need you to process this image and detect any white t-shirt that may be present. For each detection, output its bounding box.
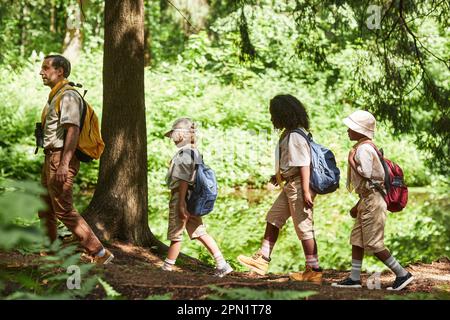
[275,128,311,177]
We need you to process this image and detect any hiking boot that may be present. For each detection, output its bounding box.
[331,277,362,288]
[214,262,233,278]
[93,248,114,265]
[237,251,270,275]
[289,266,323,284]
[387,272,414,291]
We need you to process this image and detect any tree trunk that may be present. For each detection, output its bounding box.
[84,0,161,249]
[62,1,83,61]
[50,1,56,33]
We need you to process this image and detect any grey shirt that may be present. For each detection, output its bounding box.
[43,90,83,149]
[166,145,201,190]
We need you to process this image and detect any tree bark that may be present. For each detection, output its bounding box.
[62,1,83,61]
[84,0,161,249]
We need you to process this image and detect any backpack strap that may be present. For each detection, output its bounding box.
[55,84,87,131]
[356,140,389,196]
[276,128,312,187]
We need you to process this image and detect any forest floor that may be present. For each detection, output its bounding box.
[1,242,449,300]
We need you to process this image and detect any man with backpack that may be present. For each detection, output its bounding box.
[38,54,113,264]
[332,110,413,290]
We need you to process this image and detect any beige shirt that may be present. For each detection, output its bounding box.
[350,143,385,194]
[43,90,83,149]
[275,128,311,178]
[166,145,201,190]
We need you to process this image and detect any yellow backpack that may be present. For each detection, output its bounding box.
[43,82,105,162]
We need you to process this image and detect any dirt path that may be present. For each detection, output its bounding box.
[1,242,449,300]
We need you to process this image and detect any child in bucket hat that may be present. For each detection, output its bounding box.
[332,110,413,290]
[161,117,233,277]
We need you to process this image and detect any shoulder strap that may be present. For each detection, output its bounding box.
[288,128,312,146]
[357,140,389,195]
[55,85,87,131]
[358,140,384,159]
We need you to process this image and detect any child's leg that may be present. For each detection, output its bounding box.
[163,240,182,271]
[350,245,364,281]
[260,222,279,259]
[301,238,319,269]
[197,234,222,263]
[374,249,408,277]
[196,234,229,270]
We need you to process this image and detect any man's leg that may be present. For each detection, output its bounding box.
[48,153,103,256]
[38,158,58,243]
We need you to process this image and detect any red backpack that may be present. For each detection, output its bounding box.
[360,141,408,212]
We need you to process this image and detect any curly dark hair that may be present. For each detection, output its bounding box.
[269,94,310,130]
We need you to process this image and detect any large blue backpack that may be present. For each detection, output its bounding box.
[185,150,218,216]
[289,129,340,194]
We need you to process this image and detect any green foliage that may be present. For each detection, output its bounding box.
[146,293,173,300]
[0,0,448,279]
[98,278,122,300]
[385,285,450,300]
[0,179,44,249]
[0,178,98,299]
[3,242,98,299]
[206,285,317,300]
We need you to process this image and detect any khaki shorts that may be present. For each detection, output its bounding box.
[266,176,315,240]
[350,190,387,253]
[167,191,207,242]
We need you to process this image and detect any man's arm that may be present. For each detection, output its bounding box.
[55,124,79,183]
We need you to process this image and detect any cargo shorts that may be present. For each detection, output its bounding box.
[350,189,387,253]
[167,191,207,242]
[266,176,315,240]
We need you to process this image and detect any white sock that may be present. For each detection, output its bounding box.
[306,254,320,269]
[163,258,176,271]
[260,240,275,259]
[350,259,362,281]
[213,252,226,269]
[384,256,408,277]
[96,248,106,257]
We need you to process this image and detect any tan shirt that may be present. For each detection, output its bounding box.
[166,145,201,190]
[350,143,385,194]
[43,90,83,149]
[275,128,311,178]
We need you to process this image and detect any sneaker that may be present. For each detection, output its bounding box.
[289,266,323,285]
[93,248,114,265]
[214,263,233,278]
[237,251,270,275]
[331,277,362,288]
[161,264,174,272]
[387,272,414,291]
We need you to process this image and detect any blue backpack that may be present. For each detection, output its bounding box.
[185,150,218,216]
[289,129,340,194]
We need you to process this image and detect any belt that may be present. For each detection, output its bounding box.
[282,173,300,182]
[43,147,63,155]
